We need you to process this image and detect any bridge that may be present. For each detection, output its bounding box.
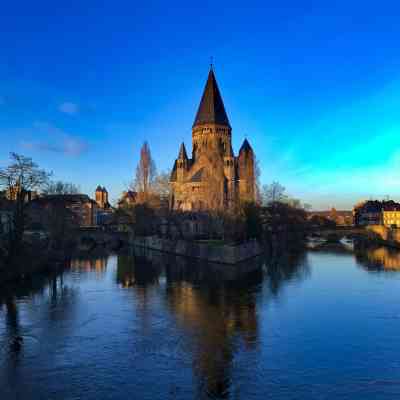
[310,227,368,241]
[76,227,131,250]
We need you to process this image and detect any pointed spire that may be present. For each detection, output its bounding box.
[239,138,253,153]
[178,142,188,159]
[193,69,230,128]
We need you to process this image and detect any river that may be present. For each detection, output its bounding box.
[1,243,400,399]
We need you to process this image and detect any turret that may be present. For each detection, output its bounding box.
[102,187,109,206]
[95,185,103,207]
[95,185,109,209]
[223,144,235,207]
[177,142,188,181]
[238,139,255,202]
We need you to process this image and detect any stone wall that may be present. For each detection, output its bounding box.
[132,236,263,264]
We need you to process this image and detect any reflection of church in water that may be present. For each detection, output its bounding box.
[116,250,261,398]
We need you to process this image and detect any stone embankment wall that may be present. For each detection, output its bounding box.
[366,225,400,248]
[132,236,263,264]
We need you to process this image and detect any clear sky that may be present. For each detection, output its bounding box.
[1,1,400,210]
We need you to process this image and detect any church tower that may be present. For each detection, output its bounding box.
[176,142,188,181]
[170,67,256,211]
[95,186,110,209]
[192,68,232,161]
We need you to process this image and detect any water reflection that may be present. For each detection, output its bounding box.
[70,257,107,273]
[116,248,316,398]
[0,270,77,368]
[4,244,400,399]
[354,244,400,271]
[264,249,310,296]
[166,276,260,398]
[309,239,400,273]
[116,253,161,288]
[115,249,263,398]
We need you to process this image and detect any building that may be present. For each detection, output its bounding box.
[118,190,138,208]
[354,200,383,226]
[353,200,400,227]
[382,203,400,228]
[308,208,354,226]
[95,186,113,225]
[170,68,256,211]
[29,194,99,228]
[95,186,111,209]
[6,182,38,202]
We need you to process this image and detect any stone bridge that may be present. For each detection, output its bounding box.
[76,227,130,249]
[310,227,367,241]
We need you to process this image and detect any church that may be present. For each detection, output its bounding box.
[170,68,255,211]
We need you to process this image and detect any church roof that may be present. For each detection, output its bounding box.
[178,142,188,159]
[193,69,231,128]
[239,138,253,153]
[190,168,205,182]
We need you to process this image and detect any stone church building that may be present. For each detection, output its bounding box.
[170,68,255,211]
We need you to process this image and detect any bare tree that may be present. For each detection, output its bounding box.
[133,141,157,196]
[261,181,287,205]
[0,153,51,259]
[153,170,171,200]
[254,156,262,205]
[43,180,80,195]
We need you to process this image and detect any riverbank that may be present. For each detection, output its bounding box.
[132,236,263,264]
[0,240,122,287]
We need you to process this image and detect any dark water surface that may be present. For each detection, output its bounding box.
[1,244,400,399]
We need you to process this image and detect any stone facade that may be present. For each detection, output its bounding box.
[133,236,262,264]
[170,68,255,211]
[95,186,111,209]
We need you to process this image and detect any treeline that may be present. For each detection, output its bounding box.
[0,153,82,273]
[117,142,311,245]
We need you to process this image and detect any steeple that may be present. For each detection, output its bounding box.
[178,142,188,160]
[239,138,253,154]
[193,69,230,128]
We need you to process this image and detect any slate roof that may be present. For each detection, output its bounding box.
[193,69,230,128]
[178,142,188,159]
[239,138,253,153]
[190,168,205,182]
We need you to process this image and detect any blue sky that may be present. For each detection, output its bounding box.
[1,1,400,209]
